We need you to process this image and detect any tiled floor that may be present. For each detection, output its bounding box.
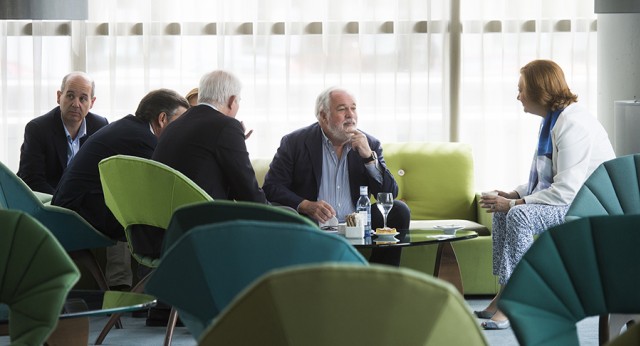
[83,298,600,346]
[0,298,604,345]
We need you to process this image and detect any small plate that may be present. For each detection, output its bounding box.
[433,225,464,235]
[373,231,400,237]
[320,226,338,233]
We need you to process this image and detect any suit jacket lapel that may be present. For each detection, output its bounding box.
[52,108,68,169]
[306,124,324,194]
[347,150,360,204]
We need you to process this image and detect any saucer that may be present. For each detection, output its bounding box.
[374,237,399,244]
[427,234,456,240]
[433,225,464,235]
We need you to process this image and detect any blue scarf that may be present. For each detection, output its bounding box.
[526,108,563,195]
[537,108,562,158]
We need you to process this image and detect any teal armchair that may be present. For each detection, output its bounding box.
[162,199,318,254]
[499,215,640,346]
[0,160,114,291]
[146,220,368,340]
[564,153,640,343]
[565,153,640,221]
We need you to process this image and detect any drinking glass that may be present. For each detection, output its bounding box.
[376,192,394,230]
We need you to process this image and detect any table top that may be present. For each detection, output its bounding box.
[0,290,156,324]
[61,290,156,319]
[338,229,478,248]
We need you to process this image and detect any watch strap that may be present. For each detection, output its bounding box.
[364,151,377,163]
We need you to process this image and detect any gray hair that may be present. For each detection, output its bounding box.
[315,86,355,120]
[198,70,242,107]
[60,71,95,98]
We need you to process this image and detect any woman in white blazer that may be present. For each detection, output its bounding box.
[475,59,615,330]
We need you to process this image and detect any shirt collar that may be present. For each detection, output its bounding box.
[201,102,220,112]
[63,117,87,141]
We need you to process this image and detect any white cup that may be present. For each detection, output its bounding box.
[337,223,347,235]
[345,225,364,238]
[482,190,498,197]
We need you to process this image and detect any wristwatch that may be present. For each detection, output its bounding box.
[364,151,377,163]
[509,199,517,209]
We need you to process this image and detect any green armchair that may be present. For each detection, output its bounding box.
[0,210,80,345]
[253,141,498,295]
[199,264,488,346]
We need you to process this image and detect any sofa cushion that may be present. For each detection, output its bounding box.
[382,142,476,221]
[410,219,490,236]
[252,158,271,187]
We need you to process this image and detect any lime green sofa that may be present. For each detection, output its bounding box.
[382,142,498,295]
[253,142,499,295]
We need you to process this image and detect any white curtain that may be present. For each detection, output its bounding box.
[458,0,598,190]
[0,0,598,191]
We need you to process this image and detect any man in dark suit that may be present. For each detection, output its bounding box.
[52,89,189,292]
[18,71,109,194]
[263,87,410,265]
[53,89,189,240]
[152,70,267,204]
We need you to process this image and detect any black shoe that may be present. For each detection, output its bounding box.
[109,284,131,292]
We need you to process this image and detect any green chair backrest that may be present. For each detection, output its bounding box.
[162,200,319,254]
[382,142,476,221]
[499,214,640,346]
[145,220,369,340]
[0,160,114,252]
[99,155,212,266]
[565,154,640,222]
[99,155,212,231]
[199,264,488,346]
[0,210,80,345]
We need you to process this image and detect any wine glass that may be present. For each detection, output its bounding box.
[376,192,394,230]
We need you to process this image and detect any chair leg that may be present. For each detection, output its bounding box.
[599,314,610,345]
[94,272,152,345]
[164,308,178,346]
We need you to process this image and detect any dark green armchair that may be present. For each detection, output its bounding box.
[499,215,640,346]
[564,153,640,342]
[0,210,80,345]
